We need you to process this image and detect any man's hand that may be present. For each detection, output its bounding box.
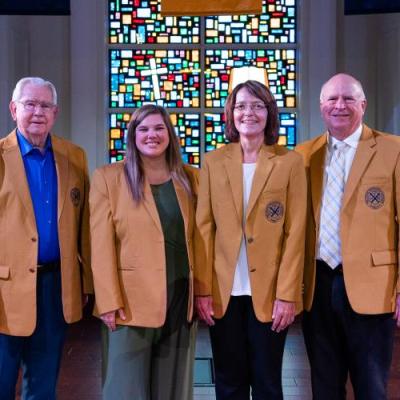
[100,308,126,331]
[271,299,296,332]
[195,296,215,326]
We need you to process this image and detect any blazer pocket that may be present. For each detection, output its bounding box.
[261,187,286,197]
[371,250,397,266]
[0,265,10,279]
[118,266,138,271]
[360,177,390,185]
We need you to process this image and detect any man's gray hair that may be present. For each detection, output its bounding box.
[12,77,58,105]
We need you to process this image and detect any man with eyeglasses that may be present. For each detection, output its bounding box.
[296,73,400,399]
[0,77,92,399]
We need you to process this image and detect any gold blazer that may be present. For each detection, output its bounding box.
[194,143,307,322]
[90,162,198,327]
[296,125,400,314]
[0,130,92,336]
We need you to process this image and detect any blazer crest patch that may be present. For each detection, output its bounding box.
[365,187,385,209]
[70,187,81,207]
[265,201,284,222]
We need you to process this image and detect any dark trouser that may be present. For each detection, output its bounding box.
[0,268,67,400]
[210,296,287,400]
[302,260,395,400]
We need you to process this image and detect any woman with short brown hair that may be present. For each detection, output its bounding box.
[195,80,306,399]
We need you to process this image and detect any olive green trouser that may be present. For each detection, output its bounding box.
[102,321,197,400]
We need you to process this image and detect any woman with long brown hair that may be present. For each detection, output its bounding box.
[90,104,198,399]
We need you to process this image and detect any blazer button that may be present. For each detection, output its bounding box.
[31,237,37,242]
[29,268,35,273]
[247,237,254,244]
[249,267,256,272]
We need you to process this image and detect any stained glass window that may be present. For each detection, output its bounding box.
[109,0,200,44]
[109,112,130,163]
[171,113,201,165]
[108,0,298,165]
[110,49,201,108]
[109,112,201,166]
[278,112,296,148]
[205,0,296,44]
[204,113,227,152]
[205,49,296,108]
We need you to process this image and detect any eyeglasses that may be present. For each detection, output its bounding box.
[233,102,267,112]
[17,100,56,113]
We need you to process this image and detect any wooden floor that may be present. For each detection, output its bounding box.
[16,313,400,399]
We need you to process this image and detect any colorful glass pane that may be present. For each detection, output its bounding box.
[278,112,296,149]
[109,112,201,166]
[110,49,201,108]
[109,113,130,163]
[109,0,200,44]
[204,113,228,152]
[205,49,296,109]
[205,0,296,44]
[204,112,296,152]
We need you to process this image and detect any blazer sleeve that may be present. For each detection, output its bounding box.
[396,153,400,293]
[194,158,215,296]
[275,154,307,302]
[89,168,124,314]
[79,150,93,294]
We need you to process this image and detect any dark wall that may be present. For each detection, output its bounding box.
[345,0,400,15]
[0,0,70,15]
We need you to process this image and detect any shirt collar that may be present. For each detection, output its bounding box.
[326,124,363,151]
[16,129,52,157]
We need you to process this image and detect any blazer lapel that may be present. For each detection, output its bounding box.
[143,180,163,233]
[342,125,377,210]
[2,131,36,232]
[223,144,243,223]
[309,134,327,226]
[246,145,275,219]
[51,135,69,220]
[173,178,190,238]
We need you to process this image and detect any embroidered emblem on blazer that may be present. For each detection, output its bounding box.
[265,201,284,222]
[70,187,81,207]
[365,187,385,209]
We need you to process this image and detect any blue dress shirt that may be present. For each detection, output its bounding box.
[17,130,60,264]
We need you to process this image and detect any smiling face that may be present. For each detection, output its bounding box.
[9,82,58,149]
[233,87,268,142]
[320,74,367,140]
[135,113,170,161]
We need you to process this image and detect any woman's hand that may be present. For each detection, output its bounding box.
[271,299,296,332]
[195,296,215,326]
[100,308,126,331]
